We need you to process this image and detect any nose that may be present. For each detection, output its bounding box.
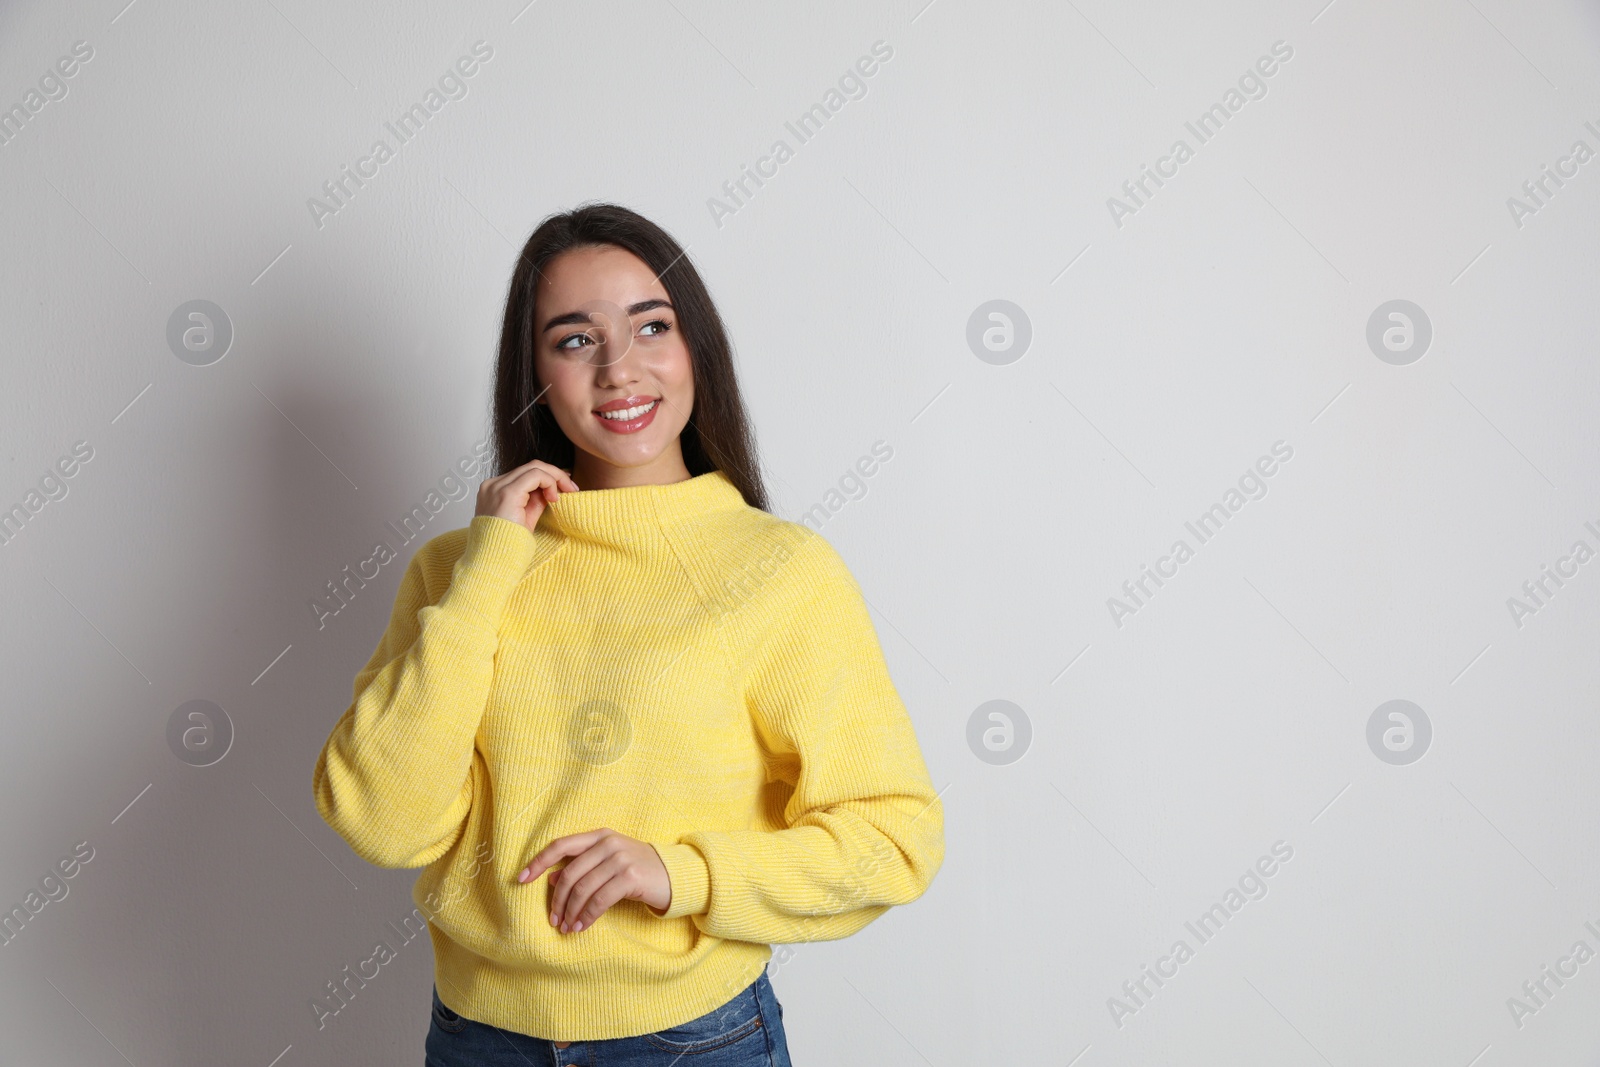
[579,301,636,370]
[589,334,636,376]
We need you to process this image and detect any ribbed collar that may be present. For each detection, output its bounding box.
[535,469,747,550]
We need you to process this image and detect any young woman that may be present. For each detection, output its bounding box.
[312,203,944,1065]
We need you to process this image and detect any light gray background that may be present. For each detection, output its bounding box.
[3,0,1599,1063]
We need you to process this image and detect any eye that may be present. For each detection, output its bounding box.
[555,331,594,351]
[639,318,672,337]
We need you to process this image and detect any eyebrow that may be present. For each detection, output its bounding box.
[541,298,673,333]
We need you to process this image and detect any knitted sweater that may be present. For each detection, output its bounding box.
[311,469,944,1040]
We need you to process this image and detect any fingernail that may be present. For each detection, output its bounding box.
[573,920,583,932]
[517,869,529,883]
[550,911,558,926]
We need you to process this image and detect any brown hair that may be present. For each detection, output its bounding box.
[490,202,769,512]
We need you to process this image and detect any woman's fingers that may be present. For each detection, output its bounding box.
[499,459,580,495]
[548,859,595,932]
[518,829,598,884]
[496,466,568,505]
[476,460,579,527]
[518,829,612,930]
[526,464,581,495]
[558,852,635,932]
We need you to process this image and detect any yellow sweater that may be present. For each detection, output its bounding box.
[312,469,943,1040]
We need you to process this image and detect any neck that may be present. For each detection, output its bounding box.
[572,444,692,492]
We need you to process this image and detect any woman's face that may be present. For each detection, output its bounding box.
[532,244,695,485]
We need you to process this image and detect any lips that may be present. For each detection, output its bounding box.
[593,396,662,434]
[594,395,659,413]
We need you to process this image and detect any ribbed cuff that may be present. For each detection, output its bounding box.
[434,515,537,630]
[649,842,710,918]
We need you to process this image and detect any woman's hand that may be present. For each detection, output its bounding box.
[475,459,580,534]
[517,828,672,932]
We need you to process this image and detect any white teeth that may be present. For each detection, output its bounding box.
[599,400,658,421]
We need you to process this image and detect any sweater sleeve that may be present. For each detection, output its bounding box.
[647,533,945,943]
[312,515,537,869]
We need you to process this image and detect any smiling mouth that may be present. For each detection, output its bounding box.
[592,397,662,434]
[595,398,660,421]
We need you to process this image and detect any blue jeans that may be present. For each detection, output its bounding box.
[425,971,792,1066]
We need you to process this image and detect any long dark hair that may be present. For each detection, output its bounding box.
[490,202,769,513]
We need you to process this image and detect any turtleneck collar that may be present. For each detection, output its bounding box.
[535,469,748,550]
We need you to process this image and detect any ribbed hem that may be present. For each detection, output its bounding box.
[435,515,537,628]
[430,926,772,1041]
[648,842,711,918]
